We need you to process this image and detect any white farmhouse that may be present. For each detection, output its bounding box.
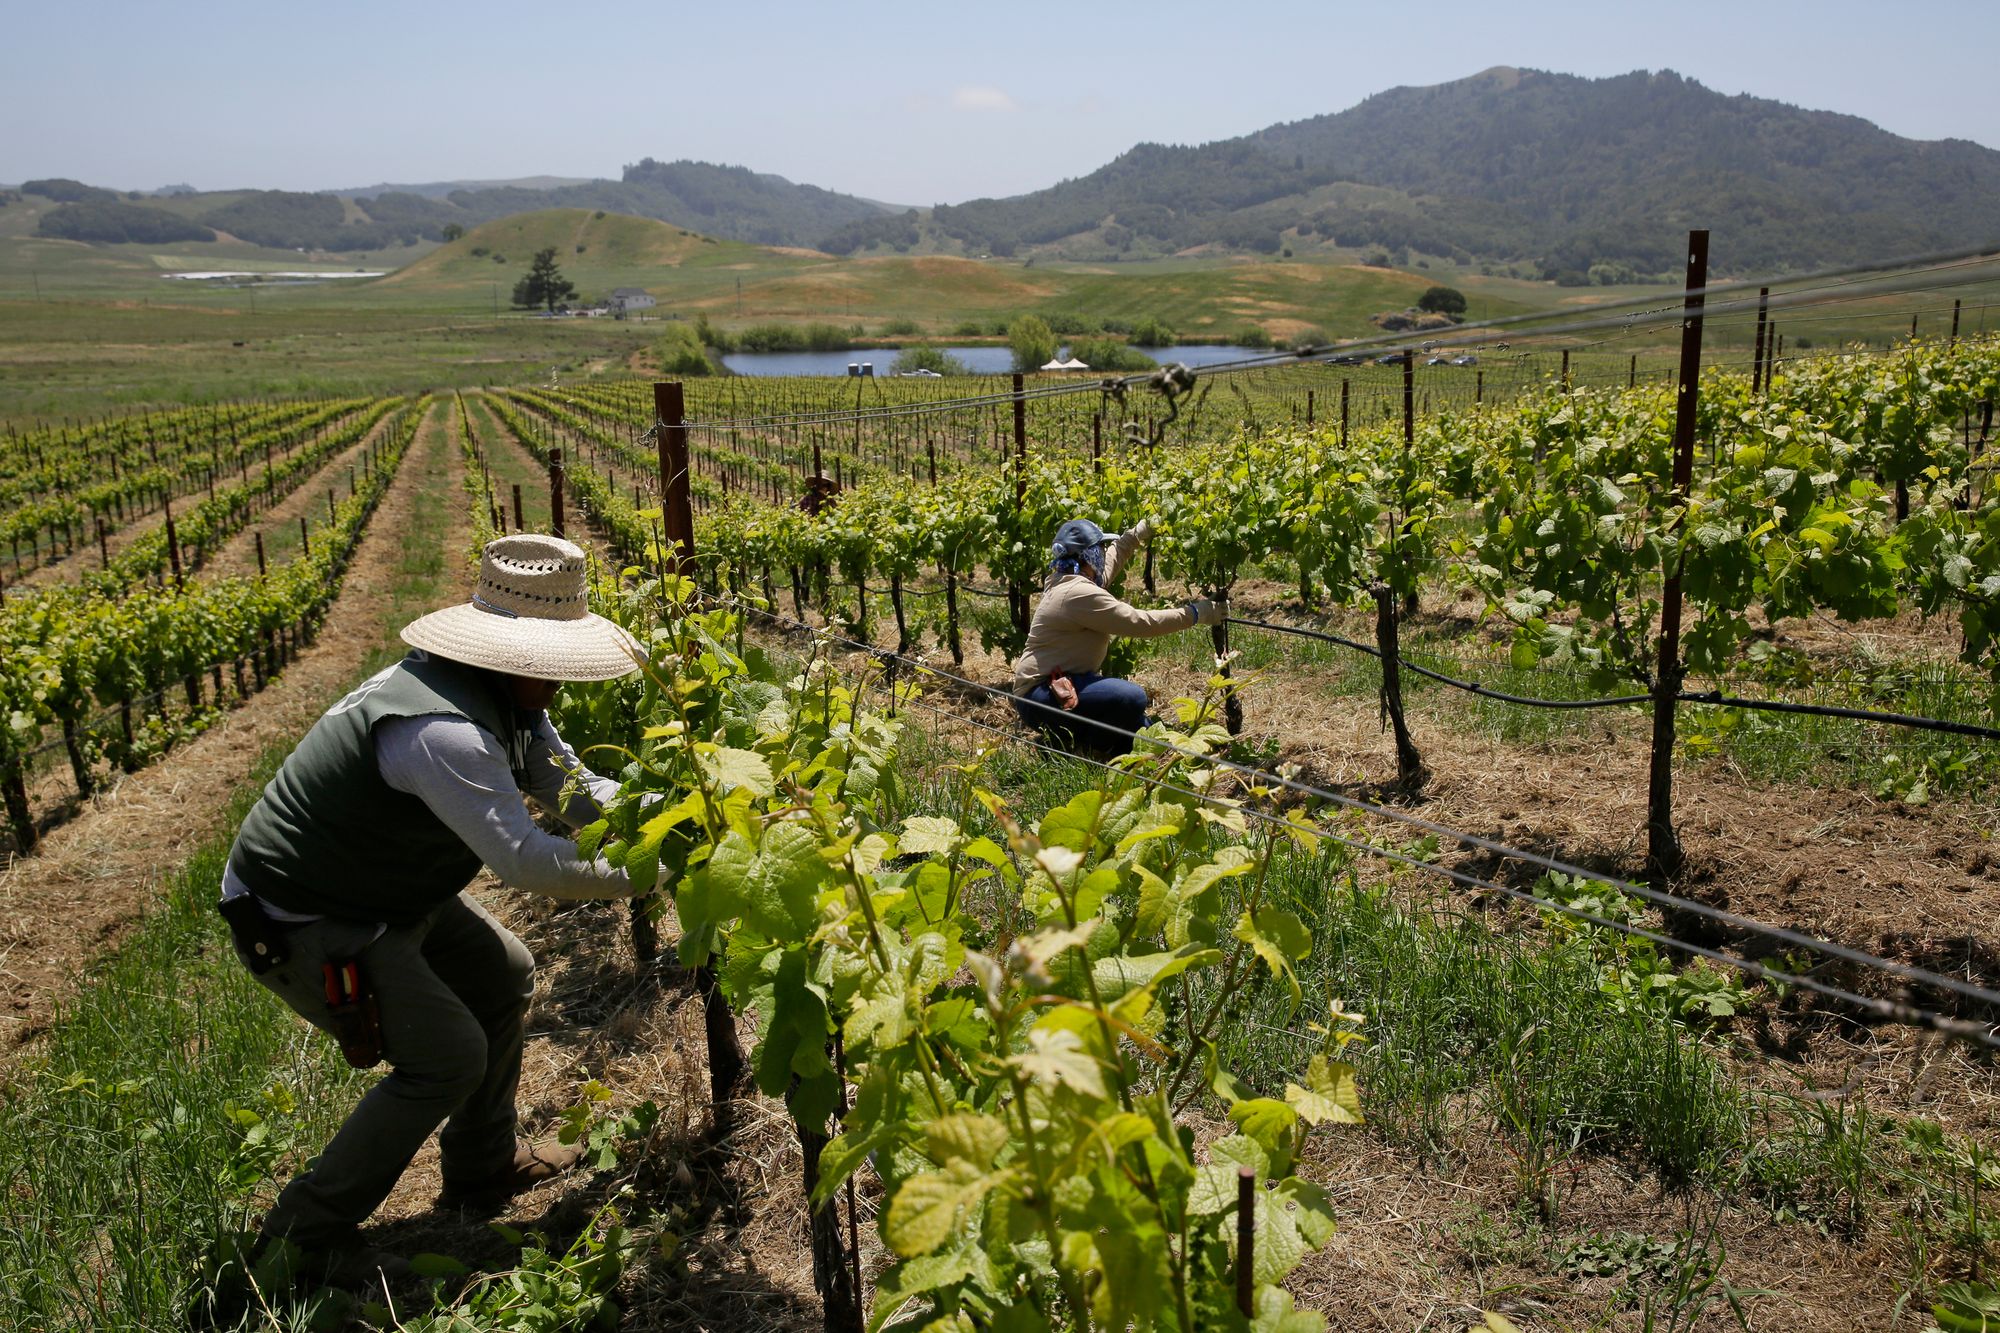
[608,287,656,313]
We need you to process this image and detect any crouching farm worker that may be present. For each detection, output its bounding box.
[1011,517,1223,756]
[217,535,645,1284]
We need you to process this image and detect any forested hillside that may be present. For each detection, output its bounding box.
[925,67,2000,274]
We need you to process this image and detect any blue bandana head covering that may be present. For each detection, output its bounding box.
[1050,518,1108,581]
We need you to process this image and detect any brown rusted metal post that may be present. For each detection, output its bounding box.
[1752,286,1770,394]
[1236,1166,1255,1317]
[548,448,565,539]
[1010,372,1029,637]
[1647,229,1708,889]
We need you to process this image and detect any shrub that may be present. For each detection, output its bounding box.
[879,317,920,337]
[1129,316,1176,347]
[1041,310,1102,336]
[1067,337,1154,372]
[734,323,855,353]
[1008,315,1057,372]
[1232,327,1273,349]
[889,344,971,375]
[951,320,984,337]
[655,323,714,376]
[693,314,734,352]
[1289,327,1331,352]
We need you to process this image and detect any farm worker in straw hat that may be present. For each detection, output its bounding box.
[217,534,646,1282]
[1012,516,1223,756]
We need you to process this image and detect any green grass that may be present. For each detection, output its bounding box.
[0,409,457,1330]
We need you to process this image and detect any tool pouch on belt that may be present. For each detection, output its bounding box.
[1049,671,1079,712]
[321,960,384,1068]
[218,894,291,975]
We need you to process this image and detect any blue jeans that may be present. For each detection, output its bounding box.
[1014,673,1153,756]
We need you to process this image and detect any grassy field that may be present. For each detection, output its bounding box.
[1,203,1989,425]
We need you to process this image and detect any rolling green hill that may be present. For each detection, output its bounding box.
[374,209,1490,340]
[16,159,895,255]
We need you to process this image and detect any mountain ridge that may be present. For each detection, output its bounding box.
[22,67,2000,273]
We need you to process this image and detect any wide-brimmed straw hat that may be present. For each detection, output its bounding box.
[401,535,642,681]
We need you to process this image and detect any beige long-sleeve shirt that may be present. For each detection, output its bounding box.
[1011,527,1196,695]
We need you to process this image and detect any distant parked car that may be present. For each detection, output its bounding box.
[1374,352,1405,365]
[898,368,942,378]
[1323,353,1367,366]
[1425,355,1450,366]
[1450,354,1479,367]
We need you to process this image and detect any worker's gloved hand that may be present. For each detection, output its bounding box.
[1187,598,1226,627]
[1130,517,1154,546]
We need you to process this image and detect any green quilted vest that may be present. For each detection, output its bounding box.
[229,652,537,923]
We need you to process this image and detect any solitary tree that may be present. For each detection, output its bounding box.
[441,223,465,242]
[1009,314,1057,373]
[1417,285,1468,316]
[512,247,577,312]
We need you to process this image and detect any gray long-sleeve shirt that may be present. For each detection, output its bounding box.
[223,711,630,920]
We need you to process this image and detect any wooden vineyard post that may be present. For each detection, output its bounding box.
[1476,369,1484,404]
[1952,298,1962,345]
[97,520,109,570]
[1,764,33,853]
[298,514,310,556]
[1628,355,1637,390]
[1372,582,1427,794]
[163,500,185,589]
[511,483,524,532]
[1307,387,1316,426]
[1647,228,1709,889]
[1341,379,1350,447]
[1009,372,1030,639]
[548,448,565,539]
[795,1079,861,1333]
[255,531,266,577]
[1561,348,1571,391]
[655,381,696,577]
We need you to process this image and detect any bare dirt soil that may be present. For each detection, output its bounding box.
[0,404,465,1056]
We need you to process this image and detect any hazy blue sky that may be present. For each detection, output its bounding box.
[5,0,1995,204]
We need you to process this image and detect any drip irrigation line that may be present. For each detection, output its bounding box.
[865,638,2000,1053]
[1225,615,2000,738]
[708,590,2000,1021]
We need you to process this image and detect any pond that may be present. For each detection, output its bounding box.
[717,343,1274,377]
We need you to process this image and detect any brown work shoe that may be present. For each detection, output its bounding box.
[438,1139,586,1210]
